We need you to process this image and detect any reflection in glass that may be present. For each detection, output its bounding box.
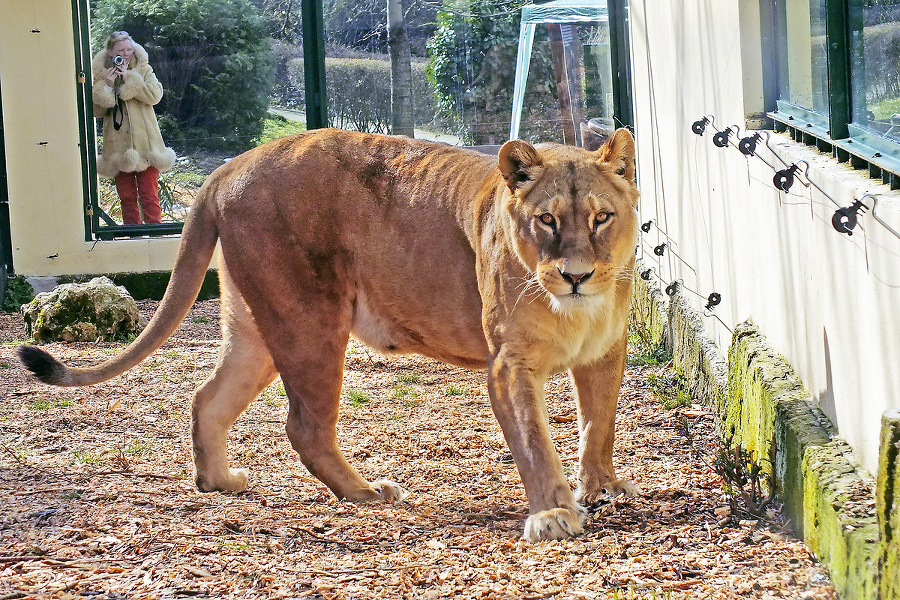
[850,0,900,141]
[779,0,828,115]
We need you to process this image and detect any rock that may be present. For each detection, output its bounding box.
[21,276,143,343]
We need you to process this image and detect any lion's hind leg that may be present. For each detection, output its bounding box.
[280,351,405,504]
[273,307,404,504]
[192,282,278,493]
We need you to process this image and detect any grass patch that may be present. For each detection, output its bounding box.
[125,439,154,455]
[258,113,306,145]
[648,368,691,410]
[871,96,900,121]
[344,388,370,408]
[190,315,210,324]
[626,329,671,367]
[74,449,103,465]
[393,385,419,401]
[444,384,467,397]
[30,397,74,411]
[0,361,10,369]
[396,372,422,385]
[262,381,287,407]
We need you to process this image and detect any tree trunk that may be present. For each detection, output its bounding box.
[387,0,415,137]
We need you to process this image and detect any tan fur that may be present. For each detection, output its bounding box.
[19,128,640,542]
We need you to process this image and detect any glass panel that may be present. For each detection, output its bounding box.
[83,0,624,238]
[778,0,828,115]
[850,0,900,143]
[525,18,615,149]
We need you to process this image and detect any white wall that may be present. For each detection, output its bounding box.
[0,0,183,277]
[629,0,900,475]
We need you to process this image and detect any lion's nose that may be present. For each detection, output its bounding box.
[560,269,594,289]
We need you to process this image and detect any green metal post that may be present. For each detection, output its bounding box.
[607,0,633,130]
[71,0,99,241]
[301,0,328,129]
[824,0,851,139]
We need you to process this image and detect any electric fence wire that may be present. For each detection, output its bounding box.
[639,0,675,282]
[694,115,900,243]
[637,242,734,336]
[637,224,733,336]
[692,116,900,289]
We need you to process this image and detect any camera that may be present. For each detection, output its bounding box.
[113,55,124,66]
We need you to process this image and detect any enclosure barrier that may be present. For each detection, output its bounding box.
[632,265,897,600]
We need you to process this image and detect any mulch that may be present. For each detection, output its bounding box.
[0,300,837,599]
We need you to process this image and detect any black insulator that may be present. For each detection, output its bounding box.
[831,200,868,236]
[773,165,799,192]
[738,133,761,156]
[713,129,731,148]
[691,117,709,135]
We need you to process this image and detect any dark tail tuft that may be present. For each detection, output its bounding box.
[18,345,68,385]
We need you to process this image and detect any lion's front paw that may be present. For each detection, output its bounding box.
[372,479,405,502]
[196,468,249,493]
[345,480,406,503]
[523,506,587,542]
[577,478,642,505]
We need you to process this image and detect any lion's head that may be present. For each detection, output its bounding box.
[498,129,639,315]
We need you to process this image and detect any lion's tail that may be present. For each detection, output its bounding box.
[18,182,220,387]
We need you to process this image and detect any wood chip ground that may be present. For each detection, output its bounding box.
[0,300,837,599]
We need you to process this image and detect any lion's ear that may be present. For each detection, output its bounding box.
[596,128,636,185]
[498,140,543,192]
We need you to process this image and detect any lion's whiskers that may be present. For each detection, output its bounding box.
[512,274,551,313]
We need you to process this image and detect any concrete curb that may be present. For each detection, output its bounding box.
[631,260,887,599]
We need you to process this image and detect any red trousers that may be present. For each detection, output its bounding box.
[115,167,162,225]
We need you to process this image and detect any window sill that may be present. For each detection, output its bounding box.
[769,105,900,190]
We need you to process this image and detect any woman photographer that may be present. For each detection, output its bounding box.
[92,31,175,225]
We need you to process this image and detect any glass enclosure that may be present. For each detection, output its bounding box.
[80,0,628,237]
[510,0,616,150]
[850,0,900,142]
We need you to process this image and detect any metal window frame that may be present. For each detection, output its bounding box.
[766,0,900,189]
[0,79,12,278]
[608,0,634,130]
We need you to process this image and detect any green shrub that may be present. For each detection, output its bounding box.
[286,56,435,133]
[1,276,35,313]
[92,0,275,153]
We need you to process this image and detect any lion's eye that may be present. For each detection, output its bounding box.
[537,213,556,229]
[594,212,613,230]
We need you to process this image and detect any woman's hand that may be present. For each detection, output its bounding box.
[104,65,126,87]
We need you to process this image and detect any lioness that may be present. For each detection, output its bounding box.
[19,128,640,541]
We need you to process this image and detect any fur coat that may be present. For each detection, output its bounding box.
[91,43,176,179]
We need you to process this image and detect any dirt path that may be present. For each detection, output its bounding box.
[0,301,836,599]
